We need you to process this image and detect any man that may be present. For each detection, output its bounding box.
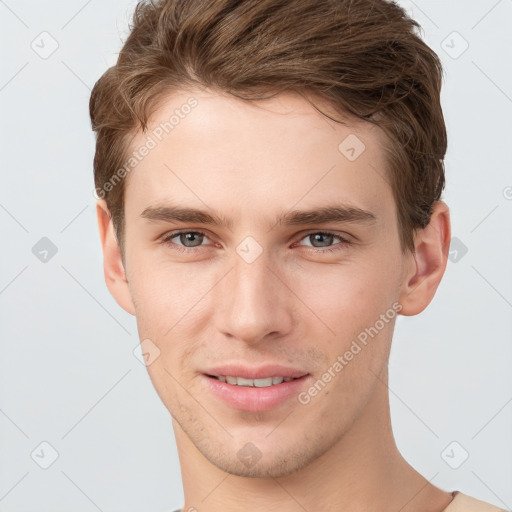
[90,0,507,510]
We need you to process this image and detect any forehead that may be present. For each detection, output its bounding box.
[123,88,395,226]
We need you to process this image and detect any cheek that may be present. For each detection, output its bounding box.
[291,256,400,394]
[292,256,399,335]
[127,253,211,324]
[127,260,207,405]
[126,256,225,375]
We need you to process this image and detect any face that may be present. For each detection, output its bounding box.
[114,88,412,478]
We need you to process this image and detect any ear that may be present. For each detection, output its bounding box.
[96,199,136,316]
[398,200,451,316]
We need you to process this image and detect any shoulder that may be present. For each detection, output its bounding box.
[444,492,509,512]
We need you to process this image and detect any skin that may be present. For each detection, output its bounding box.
[97,88,453,511]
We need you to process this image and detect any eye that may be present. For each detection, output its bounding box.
[160,230,212,251]
[296,231,352,252]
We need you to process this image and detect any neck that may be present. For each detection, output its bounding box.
[174,367,453,511]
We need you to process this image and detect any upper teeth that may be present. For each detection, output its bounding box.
[217,376,295,387]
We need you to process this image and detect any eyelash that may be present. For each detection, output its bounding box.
[159,230,352,254]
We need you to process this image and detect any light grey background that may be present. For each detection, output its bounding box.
[0,1,511,511]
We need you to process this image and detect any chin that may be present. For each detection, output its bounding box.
[196,432,330,479]
[209,453,310,479]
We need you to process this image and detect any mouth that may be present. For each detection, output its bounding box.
[202,371,311,412]
[206,375,303,387]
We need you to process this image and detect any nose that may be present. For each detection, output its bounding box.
[214,247,294,345]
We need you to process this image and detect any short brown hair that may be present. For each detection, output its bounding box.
[89,0,446,255]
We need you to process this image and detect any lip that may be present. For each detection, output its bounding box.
[202,372,311,412]
[202,364,308,380]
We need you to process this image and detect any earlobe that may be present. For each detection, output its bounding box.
[95,199,136,316]
[398,201,451,316]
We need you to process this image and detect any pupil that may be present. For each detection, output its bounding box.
[183,233,201,246]
[313,233,332,247]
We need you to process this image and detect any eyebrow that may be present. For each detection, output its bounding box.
[140,203,377,230]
